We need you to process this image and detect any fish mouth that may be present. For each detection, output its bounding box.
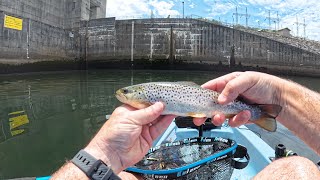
[115,89,127,102]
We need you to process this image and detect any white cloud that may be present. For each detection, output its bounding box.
[150,0,180,17]
[106,0,179,19]
[204,0,236,16]
[189,2,195,9]
[106,0,150,18]
[247,0,282,6]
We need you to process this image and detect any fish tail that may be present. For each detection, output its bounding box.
[252,104,282,132]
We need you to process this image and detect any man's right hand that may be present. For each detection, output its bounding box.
[193,71,284,127]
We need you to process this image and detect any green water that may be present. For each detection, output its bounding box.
[0,70,319,179]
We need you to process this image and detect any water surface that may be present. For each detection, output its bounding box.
[0,70,319,179]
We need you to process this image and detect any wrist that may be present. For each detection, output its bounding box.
[273,77,298,122]
[269,75,286,106]
[84,142,123,174]
[51,161,89,180]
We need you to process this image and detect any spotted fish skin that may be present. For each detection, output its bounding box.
[115,82,262,120]
[116,82,283,132]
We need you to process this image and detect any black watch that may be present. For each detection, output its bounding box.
[71,149,121,180]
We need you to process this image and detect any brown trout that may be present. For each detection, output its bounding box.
[115,82,282,132]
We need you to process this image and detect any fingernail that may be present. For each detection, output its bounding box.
[241,111,250,120]
[154,102,164,110]
[218,94,227,103]
[242,113,249,120]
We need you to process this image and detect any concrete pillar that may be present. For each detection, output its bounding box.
[223,28,226,53]
[27,19,30,59]
[131,21,134,65]
[150,32,153,60]
[206,25,209,57]
[209,25,212,56]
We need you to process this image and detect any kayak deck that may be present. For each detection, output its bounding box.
[153,121,274,179]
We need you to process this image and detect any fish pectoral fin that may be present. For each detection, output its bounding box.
[252,117,277,132]
[187,112,207,118]
[129,101,152,109]
[224,114,236,119]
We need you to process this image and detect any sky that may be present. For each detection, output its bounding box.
[105,0,320,41]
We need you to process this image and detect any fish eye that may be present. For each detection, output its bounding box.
[122,89,129,94]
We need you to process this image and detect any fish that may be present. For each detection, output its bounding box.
[115,82,282,132]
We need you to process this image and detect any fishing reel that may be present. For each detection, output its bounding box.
[270,144,298,161]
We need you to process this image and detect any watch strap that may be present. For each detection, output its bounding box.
[71,149,121,180]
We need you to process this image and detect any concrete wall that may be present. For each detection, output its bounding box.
[0,0,106,63]
[0,4,319,75]
[0,0,66,28]
[80,18,320,69]
[0,0,107,29]
[0,11,75,61]
[90,0,107,19]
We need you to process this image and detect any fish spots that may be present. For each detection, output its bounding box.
[122,82,227,116]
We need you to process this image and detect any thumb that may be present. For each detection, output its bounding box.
[129,102,165,125]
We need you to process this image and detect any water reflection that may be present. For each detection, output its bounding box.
[0,71,115,178]
[0,70,318,179]
[0,70,219,178]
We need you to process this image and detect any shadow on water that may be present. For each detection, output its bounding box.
[0,69,318,178]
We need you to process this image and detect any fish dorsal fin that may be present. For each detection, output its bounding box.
[175,81,200,86]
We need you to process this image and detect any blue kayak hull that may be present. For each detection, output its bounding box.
[153,121,274,179]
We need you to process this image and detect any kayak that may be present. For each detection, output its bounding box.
[26,117,274,180]
[149,117,275,179]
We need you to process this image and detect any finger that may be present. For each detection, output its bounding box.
[218,73,256,105]
[193,118,206,126]
[112,104,138,115]
[150,115,176,140]
[201,72,243,92]
[201,79,226,92]
[228,110,251,127]
[211,113,226,126]
[129,102,165,125]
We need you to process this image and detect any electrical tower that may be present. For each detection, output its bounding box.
[233,7,250,27]
[295,16,307,38]
[266,10,279,30]
[233,7,239,25]
[303,18,307,39]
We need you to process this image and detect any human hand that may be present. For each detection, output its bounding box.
[84,102,176,174]
[193,71,283,127]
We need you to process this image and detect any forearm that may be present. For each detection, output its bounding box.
[51,162,142,180]
[51,162,88,180]
[51,142,123,179]
[276,79,320,154]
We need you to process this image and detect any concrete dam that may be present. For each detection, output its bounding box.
[1,0,320,75]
